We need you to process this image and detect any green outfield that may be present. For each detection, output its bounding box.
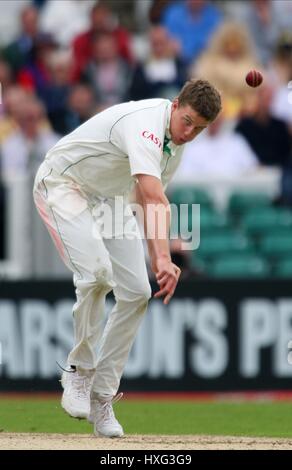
[1,397,292,438]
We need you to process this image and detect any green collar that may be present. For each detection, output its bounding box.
[163,135,171,156]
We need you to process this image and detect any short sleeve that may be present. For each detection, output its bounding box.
[110,107,165,180]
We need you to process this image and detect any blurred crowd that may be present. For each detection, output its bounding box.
[0,0,292,265]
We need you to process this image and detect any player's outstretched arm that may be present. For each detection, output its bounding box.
[135,175,181,304]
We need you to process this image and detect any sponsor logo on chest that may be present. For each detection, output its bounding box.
[142,130,162,149]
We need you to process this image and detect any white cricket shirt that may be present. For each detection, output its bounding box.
[44,98,184,198]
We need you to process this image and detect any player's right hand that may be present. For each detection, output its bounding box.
[153,258,181,305]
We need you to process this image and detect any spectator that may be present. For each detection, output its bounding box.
[128,25,186,101]
[40,50,74,135]
[65,84,97,133]
[3,5,40,74]
[0,98,59,179]
[222,0,250,21]
[224,0,292,61]
[236,83,292,206]
[82,32,132,108]
[17,32,58,95]
[0,86,31,143]
[192,21,261,120]
[176,113,259,180]
[0,0,31,47]
[72,1,132,80]
[236,83,291,166]
[162,0,222,65]
[273,0,292,32]
[228,0,282,66]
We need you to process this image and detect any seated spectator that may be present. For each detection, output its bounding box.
[222,0,250,21]
[162,0,222,65]
[273,0,292,32]
[0,98,59,179]
[0,0,31,47]
[176,113,259,180]
[65,84,97,132]
[192,21,261,120]
[128,25,186,101]
[40,50,74,135]
[0,86,31,143]
[82,32,132,108]
[72,1,132,80]
[17,32,59,95]
[236,83,291,166]
[226,0,292,36]
[236,83,292,206]
[3,5,40,74]
[228,0,283,66]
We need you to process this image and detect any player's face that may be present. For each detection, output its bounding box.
[170,99,209,145]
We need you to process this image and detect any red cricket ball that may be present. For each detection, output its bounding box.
[245,70,263,88]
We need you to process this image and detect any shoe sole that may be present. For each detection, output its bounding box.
[94,430,124,438]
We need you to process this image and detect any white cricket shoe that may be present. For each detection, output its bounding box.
[61,365,94,419]
[90,393,124,438]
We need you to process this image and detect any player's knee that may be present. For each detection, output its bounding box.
[93,263,114,288]
[76,267,114,296]
[76,263,114,293]
[133,281,152,304]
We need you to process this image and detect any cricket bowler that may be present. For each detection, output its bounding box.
[33,79,221,437]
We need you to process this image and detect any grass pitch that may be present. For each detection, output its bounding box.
[1,397,292,438]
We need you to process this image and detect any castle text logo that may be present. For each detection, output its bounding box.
[142,131,162,149]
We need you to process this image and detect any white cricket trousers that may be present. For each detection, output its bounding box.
[33,162,151,397]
